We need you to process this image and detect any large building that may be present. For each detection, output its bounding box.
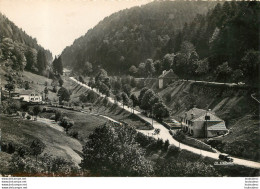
[11,90,42,103]
[180,108,228,138]
[158,69,178,89]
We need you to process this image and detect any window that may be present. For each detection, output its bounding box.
[35,98,38,100]
[31,98,34,101]
[31,94,34,96]
[205,115,210,120]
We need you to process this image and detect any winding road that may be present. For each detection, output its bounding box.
[69,77,260,169]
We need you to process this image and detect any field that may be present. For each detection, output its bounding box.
[0,114,83,172]
[21,71,58,101]
[39,107,107,143]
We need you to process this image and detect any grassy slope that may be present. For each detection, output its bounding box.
[0,67,58,101]
[62,77,151,130]
[21,71,58,101]
[40,107,107,143]
[0,115,82,168]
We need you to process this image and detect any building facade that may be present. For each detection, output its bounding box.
[158,69,178,89]
[180,108,228,138]
[12,90,42,103]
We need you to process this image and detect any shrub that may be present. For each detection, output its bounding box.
[55,111,62,122]
[26,115,31,120]
[166,145,181,158]
[30,139,45,162]
[68,131,79,139]
[7,100,21,114]
[60,117,74,133]
[1,142,16,154]
[22,112,26,118]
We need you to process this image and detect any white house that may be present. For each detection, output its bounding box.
[158,69,178,89]
[180,108,228,138]
[12,90,42,103]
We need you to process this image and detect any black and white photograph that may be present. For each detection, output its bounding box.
[0,0,259,185]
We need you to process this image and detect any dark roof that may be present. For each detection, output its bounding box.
[181,108,207,120]
[207,121,227,131]
[158,69,178,79]
[181,108,223,121]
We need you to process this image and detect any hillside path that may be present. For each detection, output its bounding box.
[69,77,260,169]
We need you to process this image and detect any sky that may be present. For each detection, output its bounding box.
[0,0,150,56]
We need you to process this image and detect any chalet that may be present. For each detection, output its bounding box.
[180,108,228,138]
[158,69,178,89]
[11,90,42,103]
[63,68,71,76]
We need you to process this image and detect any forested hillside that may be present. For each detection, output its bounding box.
[61,1,217,74]
[0,13,53,76]
[62,1,259,86]
[169,1,259,85]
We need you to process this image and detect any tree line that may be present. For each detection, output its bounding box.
[0,13,53,76]
[61,1,259,86]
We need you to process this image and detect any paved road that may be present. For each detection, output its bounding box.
[70,77,260,169]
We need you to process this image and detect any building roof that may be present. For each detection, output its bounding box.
[207,121,227,131]
[181,108,223,122]
[158,69,178,79]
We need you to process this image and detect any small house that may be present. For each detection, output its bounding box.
[158,69,178,89]
[180,108,228,138]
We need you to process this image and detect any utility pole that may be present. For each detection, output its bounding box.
[151,108,154,127]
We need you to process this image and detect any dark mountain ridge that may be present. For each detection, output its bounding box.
[61,1,217,74]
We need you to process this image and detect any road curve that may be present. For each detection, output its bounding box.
[69,77,260,169]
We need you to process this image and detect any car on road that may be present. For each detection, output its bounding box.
[238,82,245,85]
[171,119,180,124]
[219,153,234,162]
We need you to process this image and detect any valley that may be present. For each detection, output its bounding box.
[0,0,259,177]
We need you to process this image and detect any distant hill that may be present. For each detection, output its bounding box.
[61,1,259,86]
[0,12,53,76]
[61,1,217,74]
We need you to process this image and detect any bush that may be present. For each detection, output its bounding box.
[60,117,74,133]
[22,112,26,118]
[68,131,79,139]
[7,100,21,114]
[55,111,62,122]
[166,145,181,158]
[1,142,16,154]
[26,115,31,120]
[53,86,57,93]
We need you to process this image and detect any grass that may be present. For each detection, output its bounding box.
[60,78,153,131]
[0,114,83,171]
[39,107,107,143]
[90,98,153,130]
[21,71,58,101]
